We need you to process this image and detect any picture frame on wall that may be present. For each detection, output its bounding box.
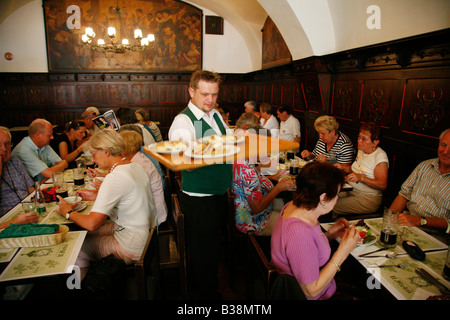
[43,0,202,72]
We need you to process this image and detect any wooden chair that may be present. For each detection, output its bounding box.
[246,231,277,299]
[127,226,159,300]
[158,193,187,299]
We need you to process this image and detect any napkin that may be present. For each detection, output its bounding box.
[0,223,60,238]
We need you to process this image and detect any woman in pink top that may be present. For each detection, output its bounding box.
[271,161,360,300]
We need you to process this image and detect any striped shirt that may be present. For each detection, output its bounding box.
[312,131,354,164]
[399,158,450,219]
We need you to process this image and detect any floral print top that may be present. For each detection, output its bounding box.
[232,159,274,234]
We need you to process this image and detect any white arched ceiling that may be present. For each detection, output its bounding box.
[185,0,267,70]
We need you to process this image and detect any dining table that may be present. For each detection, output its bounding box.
[321,218,449,300]
[0,171,93,284]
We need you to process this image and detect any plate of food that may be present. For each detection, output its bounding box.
[199,134,244,145]
[354,219,377,246]
[184,141,240,159]
[148,140,188,154]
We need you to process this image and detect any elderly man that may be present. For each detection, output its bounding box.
[81,106,100,137]
[11,119,68,183]
[0,126,38,225]
[244,100,260,119]
[390,128,450,233]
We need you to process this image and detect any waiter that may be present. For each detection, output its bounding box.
[169,70,232,299]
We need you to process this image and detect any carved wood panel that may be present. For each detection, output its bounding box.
[401,78,450,137]
[360,79,403,128]
[331,79,362,120]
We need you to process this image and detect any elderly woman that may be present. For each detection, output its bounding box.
[333,122,389,215]
[232,113,295,235]
[301,115,354,171]
[271,161,360,300]
[120,130,167,226]
[56,129,157,278]
[52,120,88,168]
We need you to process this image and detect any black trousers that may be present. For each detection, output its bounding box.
[180,192,228,299]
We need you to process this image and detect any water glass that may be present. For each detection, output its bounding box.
[52,172,65,188]
[22,201,36,213]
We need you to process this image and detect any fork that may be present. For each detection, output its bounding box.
[415,268,450,295]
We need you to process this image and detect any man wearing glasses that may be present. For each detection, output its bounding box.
[0,126,36,219]
[11,119,68,183]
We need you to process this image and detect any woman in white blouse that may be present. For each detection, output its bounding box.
[333,123,389,215]
[56,129,157,279]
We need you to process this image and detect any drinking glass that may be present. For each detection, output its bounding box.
[379,208,399,248]
[289,159,300,176]
[326,151,337,164]
[52,172,64,188]
[22,201,36,213]
[73,168,85,187]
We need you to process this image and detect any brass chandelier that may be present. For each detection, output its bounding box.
[81,2,155,53]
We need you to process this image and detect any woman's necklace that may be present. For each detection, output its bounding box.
[110,157,127,172]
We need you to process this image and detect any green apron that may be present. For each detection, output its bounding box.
[180,107,232,194]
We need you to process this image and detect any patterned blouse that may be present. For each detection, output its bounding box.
[232,159,274,234]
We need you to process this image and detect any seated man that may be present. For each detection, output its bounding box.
[81,106,100,139]
[390,128,450,232]
[0,126,38,224]
[259,102,279,138]
[11,119,68,183]
[277,105,301,144]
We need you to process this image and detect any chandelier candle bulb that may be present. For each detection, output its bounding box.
[141,38,149,46]
[98,39,105,45]
[134,29,143,39]
[108,27,116,37]
[148,34,155,42]
[85,27,94,37]
[122,39,129,45]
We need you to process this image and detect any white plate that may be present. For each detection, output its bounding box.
[198,134,244,145]
[55,201,88,213]
[185,145,240,159]
[74,202,88,212]
[148,141,188,154]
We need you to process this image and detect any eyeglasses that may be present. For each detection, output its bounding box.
[0,141,12,148]
[357,135,372,142]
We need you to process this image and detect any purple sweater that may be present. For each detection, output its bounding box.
[270,205,336,300]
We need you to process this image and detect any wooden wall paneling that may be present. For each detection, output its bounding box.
[301,74,323,113]
[263,83,272,103]
[330,79,362,121]
[360,79,404,128]
[52,85,77,106]
[77,83,107,106]
[400,78,450,138]
[271,82,282,106]
[106,83,130,105]
[131,83,155,104]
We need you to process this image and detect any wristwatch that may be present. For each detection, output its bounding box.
[66,210,75,220]
[420,217,427,226]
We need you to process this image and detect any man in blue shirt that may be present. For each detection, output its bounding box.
[11,119,68,183]
[0,126,37,224]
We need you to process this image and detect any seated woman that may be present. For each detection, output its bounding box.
[333,122,389,215]
[52,120,87,168]
[301,115,354,171]
[55,129,157,279]
[232,113,295,236]
[271,161,360,300]
[120,130,167,226]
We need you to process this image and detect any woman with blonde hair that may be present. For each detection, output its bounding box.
[301,115,354,171]
[56,129,157,278]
